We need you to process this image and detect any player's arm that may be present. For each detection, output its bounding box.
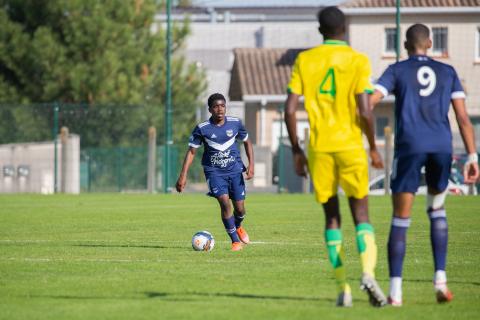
[370,64,395,110]
[243,139,254,180]
[175,147,197,192]
[357,93,384,169]
[451,98,479,183]
[285,92,308,177]
[369,90,385,110]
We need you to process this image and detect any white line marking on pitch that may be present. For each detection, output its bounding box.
[0,239,307,245]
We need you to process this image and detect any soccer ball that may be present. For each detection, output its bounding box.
[191,231,215,251]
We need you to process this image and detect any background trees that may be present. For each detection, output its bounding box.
[0,0,206,146]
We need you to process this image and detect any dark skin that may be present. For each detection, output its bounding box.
[285,30,383,230]
[176,99,254,220]
[370,36,479,218]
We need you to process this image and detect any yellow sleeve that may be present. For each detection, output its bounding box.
[355,54,374,94]
[287,56,303,95]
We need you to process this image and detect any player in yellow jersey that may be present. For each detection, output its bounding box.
[285,6,386,307]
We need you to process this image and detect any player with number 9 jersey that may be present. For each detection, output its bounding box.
[375,55,465,156]
[370,23,479,306]
[288,40,374,153]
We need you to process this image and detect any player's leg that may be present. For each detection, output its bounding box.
[337,149,386,307]
[208,175,242,249]
[348,196,376,277]
[388,192,414,306]
[323,196,352,307]
[230,174,250,244]
[232,200,250,244]
[425,153,453,303]
[309,151,351,306]
[387,154,425,306]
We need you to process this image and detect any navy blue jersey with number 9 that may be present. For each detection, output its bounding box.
[375,55,465,156]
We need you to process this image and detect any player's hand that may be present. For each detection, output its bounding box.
[175,175,187,192]
[369,149,384,169]
[245,166,254,180]
[293,149,308,177]
[463,161,479,184]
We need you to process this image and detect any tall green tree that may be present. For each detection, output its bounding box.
[0,0,206,146]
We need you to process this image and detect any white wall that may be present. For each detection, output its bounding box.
[0,135,80,194]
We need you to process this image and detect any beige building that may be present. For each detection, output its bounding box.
[343,0,480,151]
[229,0,480,155]
[158,1,480,189]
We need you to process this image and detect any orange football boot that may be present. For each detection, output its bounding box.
[236,226,250,244]
[231,242,243,251]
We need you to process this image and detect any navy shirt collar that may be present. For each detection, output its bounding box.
[409,55,431,62]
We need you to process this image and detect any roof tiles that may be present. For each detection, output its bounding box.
[229,48,304,100]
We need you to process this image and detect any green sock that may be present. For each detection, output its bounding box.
[355,223,377,277]
[325,228,350,293]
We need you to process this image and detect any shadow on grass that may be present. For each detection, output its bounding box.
[26,292,328,303]
[144,291,332,302]
[73,244,187,250]
[29,294,196,302]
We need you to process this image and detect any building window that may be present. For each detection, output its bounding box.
[476,27,480,60]
[385,28,397,53]
[472,117,480,141]
[432,27,448,56]
[376,117,389,138]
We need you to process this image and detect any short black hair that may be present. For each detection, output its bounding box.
[406,24,430,49]
[317,6,345,39]
[207,93,226,108]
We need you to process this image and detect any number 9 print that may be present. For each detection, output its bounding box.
[417,66,436,97]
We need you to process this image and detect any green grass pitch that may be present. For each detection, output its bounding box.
[0,194,479,319]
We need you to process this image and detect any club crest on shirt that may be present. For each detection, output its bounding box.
[226,129,233,137]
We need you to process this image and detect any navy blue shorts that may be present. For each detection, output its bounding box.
[206,173,246,201]
[391,153,452,194]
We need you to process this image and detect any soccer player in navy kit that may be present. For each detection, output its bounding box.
[371,24,479,306]
[176,93,254,251]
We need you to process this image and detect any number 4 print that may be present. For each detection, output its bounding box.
[319,68,336,97]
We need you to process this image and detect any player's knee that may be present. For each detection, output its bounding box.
[233,203,245,215]
[234,208,245,217]
[218,198,231,211]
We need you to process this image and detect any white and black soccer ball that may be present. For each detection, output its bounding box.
[191,231,215,251]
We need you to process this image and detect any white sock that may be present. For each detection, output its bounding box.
[390,277,402,301]
[434,270,447,291]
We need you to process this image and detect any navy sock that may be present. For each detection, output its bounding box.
[429,209,448,271]
[234,212,245,228]
[388,217,411,277]
[222,216,240,243]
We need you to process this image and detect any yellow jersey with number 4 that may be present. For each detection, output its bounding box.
[288,40,373,152]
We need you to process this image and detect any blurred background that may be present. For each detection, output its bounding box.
[0,0,479,194]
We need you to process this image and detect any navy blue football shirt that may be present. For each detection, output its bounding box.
[189,116,248,176]
[375,55,465,156]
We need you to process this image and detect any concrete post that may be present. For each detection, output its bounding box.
[147,126,157,193]
[60,126,69,193]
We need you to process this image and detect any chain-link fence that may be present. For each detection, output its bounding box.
[0,103,203,193]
